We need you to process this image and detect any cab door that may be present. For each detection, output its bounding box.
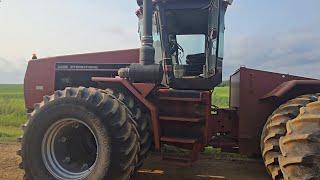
[206,0,226,78]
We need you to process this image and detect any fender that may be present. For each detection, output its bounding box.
[261,80,320,103]
[91,77,161,150]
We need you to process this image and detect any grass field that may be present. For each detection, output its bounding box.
[0,85,25,142]
[212,86,229,108]
[0,85,229,142]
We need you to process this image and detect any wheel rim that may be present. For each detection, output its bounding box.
[42,118,98,180]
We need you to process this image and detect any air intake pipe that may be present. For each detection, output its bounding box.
[118,0,163,83]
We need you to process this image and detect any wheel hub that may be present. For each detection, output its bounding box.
[41,118,98,180]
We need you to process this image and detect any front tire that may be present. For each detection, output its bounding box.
[19,87,139,180]
[103,89,152,169]
[279,96,320,180]
[261,94,318,179]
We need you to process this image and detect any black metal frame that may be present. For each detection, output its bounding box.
[154,0,228,90]
[130,0,230,89]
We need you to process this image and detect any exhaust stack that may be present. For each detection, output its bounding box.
[140,0,155,65]
[118,0,162,83]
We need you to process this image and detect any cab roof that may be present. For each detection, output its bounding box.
[137,0,213,8]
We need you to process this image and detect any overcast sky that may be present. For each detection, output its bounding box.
[0,0,319,83]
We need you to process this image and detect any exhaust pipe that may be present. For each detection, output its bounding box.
[140,0,155,65]
[118,0,162,83]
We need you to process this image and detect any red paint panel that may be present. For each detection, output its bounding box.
[262,80,320,100]
[24,49,139,110]
[24,60,55,111]
[36,49,139,64]
[133,83,156,97]
[230,67,314,156]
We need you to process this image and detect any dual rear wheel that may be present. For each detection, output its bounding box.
[261,94,320,180]
[19,87,151,180]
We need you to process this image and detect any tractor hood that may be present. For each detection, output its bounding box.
[29,49,139,64]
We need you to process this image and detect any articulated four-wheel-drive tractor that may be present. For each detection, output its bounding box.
[19,0,320,179]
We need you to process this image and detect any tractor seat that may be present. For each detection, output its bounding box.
[186,53,205,65]
[185,53,205,76]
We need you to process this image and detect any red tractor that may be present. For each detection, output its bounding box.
[20,0,320,179]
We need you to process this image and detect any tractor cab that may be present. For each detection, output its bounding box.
[137,0,232,90]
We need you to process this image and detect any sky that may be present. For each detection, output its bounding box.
[0,0,319,83]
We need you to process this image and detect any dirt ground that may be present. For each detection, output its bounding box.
[0,143,270,180]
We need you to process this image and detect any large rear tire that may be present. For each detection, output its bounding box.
[261,94,318,179]
[279,96,320,180]
[104,89,152,169]
[19,87,139,180]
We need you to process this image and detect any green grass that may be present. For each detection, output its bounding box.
[0,84,25,142]
[212,86,229,108]
[0,84,23,94]
[0,84,230,142]
[202,146,246,159]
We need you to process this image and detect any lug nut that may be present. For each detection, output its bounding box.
[72,123,79,129]
[60,137,67,143]
[62,156,71,164]
[81,163,88,170]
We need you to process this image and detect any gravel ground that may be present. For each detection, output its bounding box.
[0,143,270,180]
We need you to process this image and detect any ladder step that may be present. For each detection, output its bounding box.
[160,137,198,144]
[159,116,201,123]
